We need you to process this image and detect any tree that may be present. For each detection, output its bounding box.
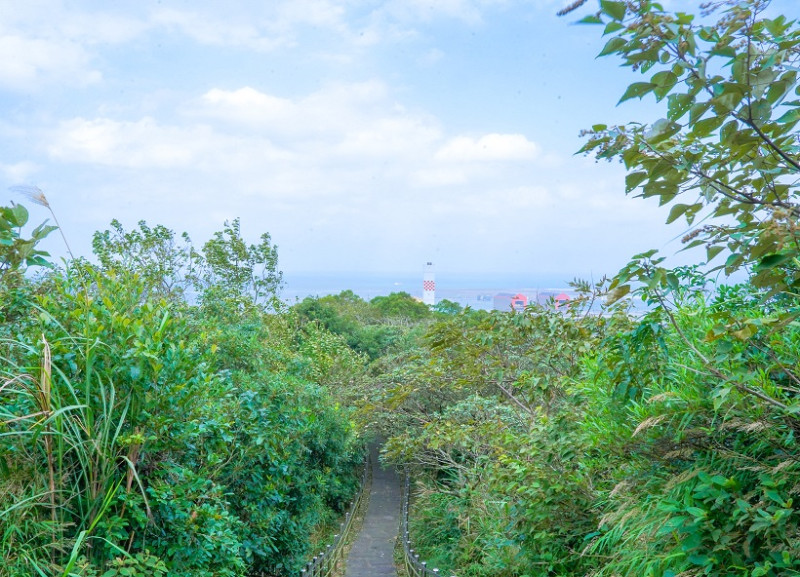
[569,0,800,297]
[553,5,800,572]
[92,219,198,298]
[92,218,284,309]
[370,291,430,322]
[432,299,463,315]
[202,218,283,307]
[565,0,800,413]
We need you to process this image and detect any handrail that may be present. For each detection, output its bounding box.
[400,470,457,577]
[300,451,370,577]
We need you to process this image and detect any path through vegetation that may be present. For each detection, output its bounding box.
[344,444,402,577]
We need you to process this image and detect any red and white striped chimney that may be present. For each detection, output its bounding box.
[423,262,435,306]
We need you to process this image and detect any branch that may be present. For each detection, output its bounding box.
[492,379,535,415]
[653,290,792,414]
[739,116,800,173]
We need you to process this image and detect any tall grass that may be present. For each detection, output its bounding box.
[0,334,145,575]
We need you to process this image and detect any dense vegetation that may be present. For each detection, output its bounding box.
[3,1,800,576]
[0,213,374,576]
[367,1,800,576]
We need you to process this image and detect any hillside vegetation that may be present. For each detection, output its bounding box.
[2,1,800,576]
[0,214,375,576]
[369,2,800,576]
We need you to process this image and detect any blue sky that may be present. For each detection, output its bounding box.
[0,0,773,280]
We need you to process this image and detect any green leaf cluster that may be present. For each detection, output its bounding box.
[0,214,364,577]
[579,0,800,295]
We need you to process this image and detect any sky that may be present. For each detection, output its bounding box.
[0,0,780,283]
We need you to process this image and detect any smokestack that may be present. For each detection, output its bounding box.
[423,262,435,306]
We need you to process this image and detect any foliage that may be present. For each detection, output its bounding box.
[92,219,198,299]
[0,203,55,276]
[378,277,800,576]
[377,3,800,576]
[577,0,800,295]
[92,217,283,310]
[294,290,429,361]
[1,214,362,576]
[377,291,624,576]
[431,299,463,315]
[0,202,56,336]
[369,292,431,323]
[201,218,283,308]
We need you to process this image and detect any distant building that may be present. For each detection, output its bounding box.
[493,293,513,311]
[535,291,555,305]
[536,291,574,308]
[493,292,528,311]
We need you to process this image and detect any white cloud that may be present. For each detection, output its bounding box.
[0,34,101,89]
[44,84,550,220]
[0,0,557,94]
[201,87,296,127]
[194,83,443,162]
[47,117,292,170]
[58,12,147,45]
[412,167,469,187]
[381,0,508,25]
[150,1,351,52]
[0,0,149,90]
[0,161,39,183]
[335,117,441,159]
[435,133,540,162]
[150,8,286,52]
[196,82,393,137]
[275,0,348,32]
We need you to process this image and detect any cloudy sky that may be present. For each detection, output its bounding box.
[0,0,745,282]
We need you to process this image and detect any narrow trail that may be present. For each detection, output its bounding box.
[344,444,402,577]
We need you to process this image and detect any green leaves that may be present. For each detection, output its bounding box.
[755,253,795,271]
[775,107,800,124]
[625,171,648,192]
[580,0,800,300]
[599,37,626,57]
[618,82,655,104]
[651,70,678,101]
[93,217,284,309]
[599,0,626,21]
[667,94,693,121]
[202,218,283,308]
[0,202,55,275]
[1,208,364,576]
[665,203,701,225]
[1,203,29,228]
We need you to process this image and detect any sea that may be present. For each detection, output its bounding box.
[280,271,583,311]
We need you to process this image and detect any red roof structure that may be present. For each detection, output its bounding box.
[511,293,528,311]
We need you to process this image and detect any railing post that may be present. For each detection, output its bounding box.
[296,448,370,577]
[400,467,457,577]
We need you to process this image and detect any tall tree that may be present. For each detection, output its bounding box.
[570,0,799,296]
